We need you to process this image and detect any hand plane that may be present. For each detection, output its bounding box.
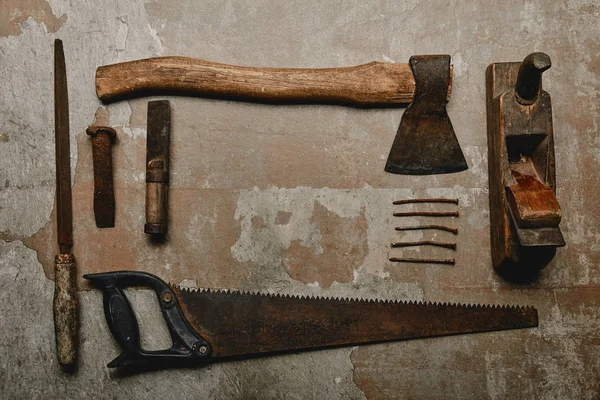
[486,53,565,279]
[85,271,538,369]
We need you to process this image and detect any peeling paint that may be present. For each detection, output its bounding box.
[0,0,67,37]
[283,202,368,287]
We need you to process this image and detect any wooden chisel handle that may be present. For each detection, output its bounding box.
[145,179,169,234]
[96,56,451,105]
[54,254,78,366]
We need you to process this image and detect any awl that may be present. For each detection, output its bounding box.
[54,39,78,366]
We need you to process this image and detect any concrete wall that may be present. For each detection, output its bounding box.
[1,0,598,398]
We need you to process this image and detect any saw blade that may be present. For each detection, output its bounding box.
[172,286,538,359]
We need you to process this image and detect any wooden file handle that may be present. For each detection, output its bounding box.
[54,253,78,366]
[96,56,452,105]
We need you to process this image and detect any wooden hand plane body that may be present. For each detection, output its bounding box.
[486,53,565,278]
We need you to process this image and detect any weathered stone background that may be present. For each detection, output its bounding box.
[1,0,599,398]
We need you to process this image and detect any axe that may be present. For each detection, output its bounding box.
[95,55,467,175]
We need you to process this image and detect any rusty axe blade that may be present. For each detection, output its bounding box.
[385,55,467,175]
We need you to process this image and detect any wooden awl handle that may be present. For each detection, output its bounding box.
[54,253,78,366]
[96,56,451,105]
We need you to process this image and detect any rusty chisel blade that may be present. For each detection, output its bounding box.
[54,39,73,253]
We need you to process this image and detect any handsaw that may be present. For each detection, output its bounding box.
[94,55,467,175]
[54,38,78,366]
[85,271,538,368]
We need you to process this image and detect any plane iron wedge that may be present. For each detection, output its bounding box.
[85,271,538,369]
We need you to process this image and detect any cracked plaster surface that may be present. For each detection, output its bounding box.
[1,0,599,398]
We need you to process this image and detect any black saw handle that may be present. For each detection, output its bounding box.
[84,271,211,368]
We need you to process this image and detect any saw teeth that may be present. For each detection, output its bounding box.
[169,282,534,311]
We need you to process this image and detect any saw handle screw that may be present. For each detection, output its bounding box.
[161,291,173,304]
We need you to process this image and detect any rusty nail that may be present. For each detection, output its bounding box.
[395,225,458,234]
[392,198,459,205]
[389,257,455,265]
[391,241,456,250]
[393,211,459,217]
[86,126,117,228]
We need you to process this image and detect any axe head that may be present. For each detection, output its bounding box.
[385,55,467,175]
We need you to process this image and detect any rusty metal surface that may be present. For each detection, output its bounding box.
[385,55,467,175]
[146,100,171,174]
[86,126,116,228]
[173,285,538,359]
[54,39,72,254]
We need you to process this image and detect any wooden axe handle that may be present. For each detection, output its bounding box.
[95,56,451,105]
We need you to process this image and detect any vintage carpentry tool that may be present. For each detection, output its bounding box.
[94,55,467,175]
[85,271,538,368]
[87,126,117,228]
[145,100,171,235]
[486,53,564,278]
[54,39,78,366]
[384,56,466,174]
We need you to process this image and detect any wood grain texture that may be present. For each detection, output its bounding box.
[95,56,452,105]
[486,61,560,276]
[506,161,561,228]
[145,182,168,234]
